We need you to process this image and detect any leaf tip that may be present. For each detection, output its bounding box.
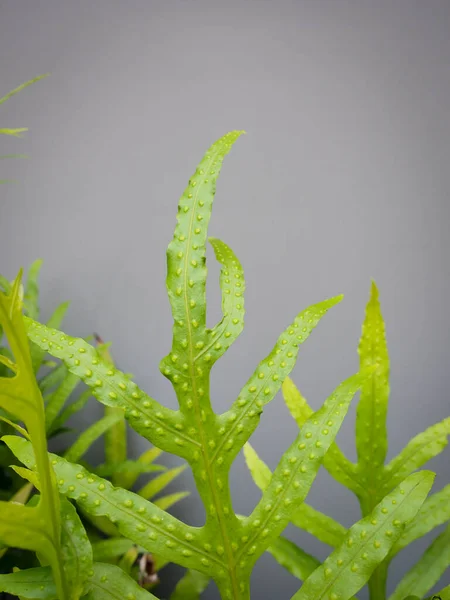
[331,294,344,305]
[370,279,379,299]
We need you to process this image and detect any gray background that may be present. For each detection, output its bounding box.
[1,1,449,598]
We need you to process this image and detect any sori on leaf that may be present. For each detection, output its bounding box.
[0,130,444,600]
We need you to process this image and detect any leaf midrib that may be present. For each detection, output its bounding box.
[181,145,240,599]
[302,480,422,600]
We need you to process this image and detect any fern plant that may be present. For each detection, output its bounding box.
[0,131,440,599]
[0,260,76,444]
[245,282,450,599]
[0,262,174,501]
[0,264,189,594]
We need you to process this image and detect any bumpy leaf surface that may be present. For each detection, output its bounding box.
[238,371,371,573]
[291,471,434,600]
[0,277,70,598]
[84,562,159,599]
[0,567,56,599]
[32,299,70,374]
[59,497,93,598]
[283,281,450,600]
[24,131,367,599]
[389,484,450,556]
[25,320,189,457]
[355,282,390,504]
[282,377,364,497]
[244,442,347,547]
[0,561,158,600]
[388,524,450,600]
[5,435,223,578]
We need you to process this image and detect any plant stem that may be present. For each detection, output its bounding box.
[368,561,388,600]
[216,577,250,600]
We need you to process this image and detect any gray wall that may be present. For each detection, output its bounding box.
[1,1,449,598]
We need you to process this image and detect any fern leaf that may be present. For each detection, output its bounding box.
[94,460,165,478]
[0,567,55,599]
[206,237,245,361]
[95,334,128,487]
[267,535,321,582]
[215,296,343,469]
[25,319,192,457]
[45,369,80,432]
[48,388,92,435]
[291,471,434,600]
[32,300,70,373]
[388,524,450,600]
[243,442,346,547]
[91,538,143,561]
[5,435,222,577]
[63,411,125,463]
[160,131,245,387]
[0,74,48,106]
[24,259,43,320]
[238,370,369,569]
[137,465,187,500]
[119,446,164,490]
[0,128,28,137]
[59,497,93,598]
[282,377,363,496]
[38,362,66,394]
[153,491,190,511]
[381,417,450,495]
[390,483,450,556]
[85,562,159,600]
[355,281,390,493]
[0,275,69,598]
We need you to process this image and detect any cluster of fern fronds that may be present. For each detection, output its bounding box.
[0,76,448,600]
